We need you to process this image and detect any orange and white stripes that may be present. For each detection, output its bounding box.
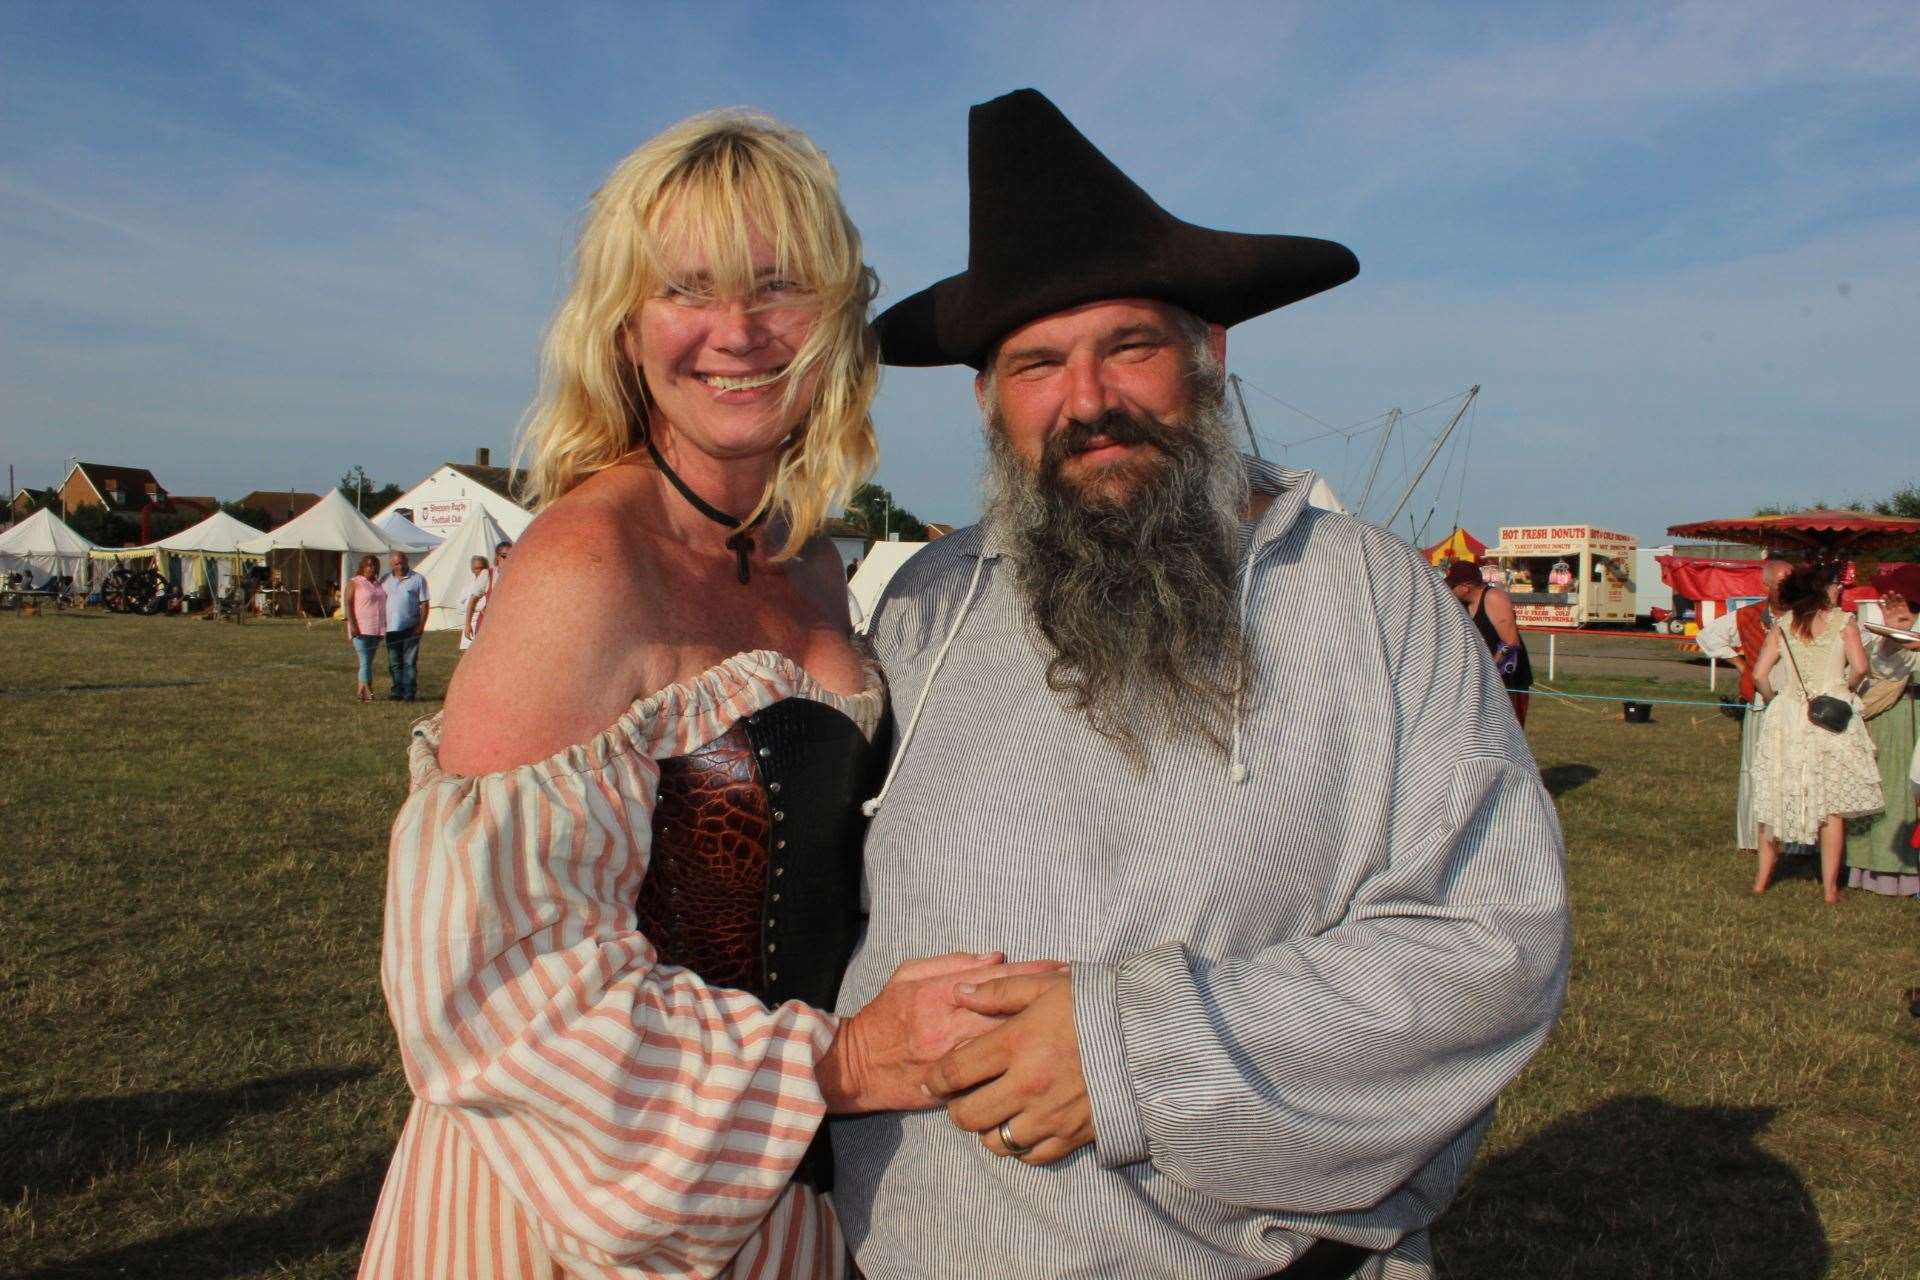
[361,652,882,1279]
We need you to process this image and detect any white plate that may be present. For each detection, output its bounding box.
[1863,621,1920,642]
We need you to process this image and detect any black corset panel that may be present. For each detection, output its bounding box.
[639,695,883,1188]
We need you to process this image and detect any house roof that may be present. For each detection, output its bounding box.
[445,463,529,504]
[823,518,869,541]
[169,495,218,515]
[69,462,169,509]
[237,490,323,525]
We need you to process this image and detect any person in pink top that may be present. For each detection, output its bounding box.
[344,553,386,703]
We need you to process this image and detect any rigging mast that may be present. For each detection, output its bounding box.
[1227,373,1262,459]
[1383,386,1480,530]
[1353,407,1401,519]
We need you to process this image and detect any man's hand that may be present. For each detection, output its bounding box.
[931,972,1094,1165]
[1882,596,1916,638]
[817,953,1065,1115]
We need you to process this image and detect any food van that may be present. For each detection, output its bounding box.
[1485,524,1639,628]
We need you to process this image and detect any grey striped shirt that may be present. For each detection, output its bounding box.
[835,460,1569,1279]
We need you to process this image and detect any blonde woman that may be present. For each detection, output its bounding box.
[360,112,1041,1278]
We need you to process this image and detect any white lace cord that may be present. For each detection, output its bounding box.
[1229,551,1255,785]
[861,550,991,817]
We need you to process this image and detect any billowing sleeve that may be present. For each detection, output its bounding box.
[1696,610,1740,661]
[380,729,837,1272]
[1868,634,1918,680]
[1072,530,1569,1217]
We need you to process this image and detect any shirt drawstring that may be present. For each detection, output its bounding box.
[1229,550,1255,785]
[862,550,991,817]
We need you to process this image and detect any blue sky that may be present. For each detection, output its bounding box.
[3,1,1916,546]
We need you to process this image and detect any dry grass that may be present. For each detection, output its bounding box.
[2,613,1915,1278]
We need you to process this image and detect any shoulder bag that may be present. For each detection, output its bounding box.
[1780,621,1852,734]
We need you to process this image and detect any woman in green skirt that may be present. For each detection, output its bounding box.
[1846,566,1920,895]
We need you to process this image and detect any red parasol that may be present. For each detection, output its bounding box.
[1666,509,1920,557]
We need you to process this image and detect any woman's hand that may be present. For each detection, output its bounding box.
[817,952,1068,1114]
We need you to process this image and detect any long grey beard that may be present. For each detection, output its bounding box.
[984,390,1251,765]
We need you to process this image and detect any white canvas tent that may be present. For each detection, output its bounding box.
[848,540,928,633]
[237,489,417,615]
[90,508,267,597]
[376,511,442,553]
[155,508,265,554]
[414,507,510,632]
[154,509,266,596]
[0,508,97,587]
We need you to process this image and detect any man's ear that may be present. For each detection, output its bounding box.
[1207,323,1227,370]
[974,371,989,414]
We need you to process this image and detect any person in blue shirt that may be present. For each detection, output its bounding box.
[382,550,430,701]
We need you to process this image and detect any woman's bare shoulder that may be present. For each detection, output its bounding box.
[439,489,662,774]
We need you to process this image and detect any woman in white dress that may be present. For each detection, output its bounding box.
[1750,561,1885,901]
[457,554,490,651]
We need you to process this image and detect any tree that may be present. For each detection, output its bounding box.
[1870,482,1920,560]
[1755,481,1920,560]
[63,503,137,547]
[1872,483,1920,520]
[221,500,274,530]
[338,466,405,515]
[847,482,928,543]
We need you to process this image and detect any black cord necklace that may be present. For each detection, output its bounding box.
[644,435,768,584]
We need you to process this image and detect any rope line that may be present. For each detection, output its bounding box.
[1532,683,1741,710]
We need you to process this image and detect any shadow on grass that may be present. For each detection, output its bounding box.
[1540,763,1600,797]
[9,1155,386,1279]
[2,1065,375,1200]
[0,679,212,697]
[1439,1095,1826,1279]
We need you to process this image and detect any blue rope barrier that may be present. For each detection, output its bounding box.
[1533,685,1741,710]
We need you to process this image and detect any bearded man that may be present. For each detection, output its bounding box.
[834,91,1569,1280]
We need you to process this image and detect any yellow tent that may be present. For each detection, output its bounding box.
[1422,527,1487,566]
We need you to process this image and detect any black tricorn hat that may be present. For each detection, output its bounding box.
[875,89,1359,369]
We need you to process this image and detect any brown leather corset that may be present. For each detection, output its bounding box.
[638,696,882,1187]
[640,720,772,993]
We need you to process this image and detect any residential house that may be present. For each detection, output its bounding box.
[237,490,323,528]
[376,448,532,538]
[60,462,172,515]
[8,487,58,522]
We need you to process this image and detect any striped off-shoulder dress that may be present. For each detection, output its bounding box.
[360,651,883,1280]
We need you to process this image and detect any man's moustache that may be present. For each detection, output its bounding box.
[1040,412,1180,477]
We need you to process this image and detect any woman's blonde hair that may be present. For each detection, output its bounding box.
[516,109,879,559]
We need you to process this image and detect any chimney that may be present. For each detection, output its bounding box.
[475,447,491,467]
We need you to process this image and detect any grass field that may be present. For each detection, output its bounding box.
[3,614,1916,1279]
